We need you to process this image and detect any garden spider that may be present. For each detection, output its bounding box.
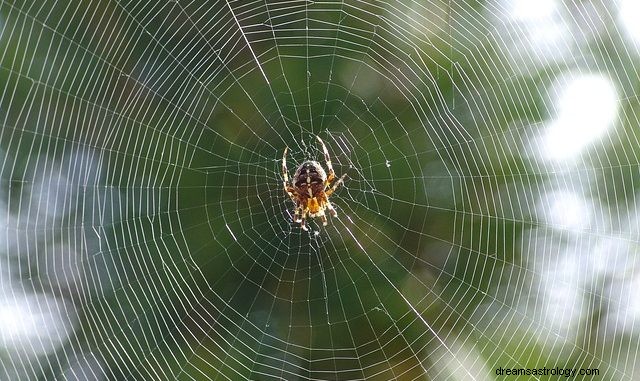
[282,136,347,231]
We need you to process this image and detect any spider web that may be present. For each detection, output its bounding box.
[1,0,639,379]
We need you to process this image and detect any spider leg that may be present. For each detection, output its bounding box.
[293,205,301,223]
[326,200,337,217]
[316,136,335,182]
[283,147,298,202]
[286,186,297,202]
[283,147,293,195]
[300,212,308,231]
[282,147,289,178]
[325,173,347,196]
[295,203,306,223]
[320,213,328,226]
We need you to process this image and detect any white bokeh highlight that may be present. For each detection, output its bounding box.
[619,0,640,46]
[508,0,557,21]
[0,293,76,355]
[497,0,572,69]
[538,190,592,230]
[544,74,618,160]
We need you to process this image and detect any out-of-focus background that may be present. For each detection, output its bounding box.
[1,0,639,379]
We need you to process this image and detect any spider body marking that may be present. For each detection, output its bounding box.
[282,136,346,231]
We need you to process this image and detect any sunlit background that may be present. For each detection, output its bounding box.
[1,0,639,379]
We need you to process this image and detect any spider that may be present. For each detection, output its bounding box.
[282,136,347,231]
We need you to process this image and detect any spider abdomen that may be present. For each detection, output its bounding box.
[293,161,327,188]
